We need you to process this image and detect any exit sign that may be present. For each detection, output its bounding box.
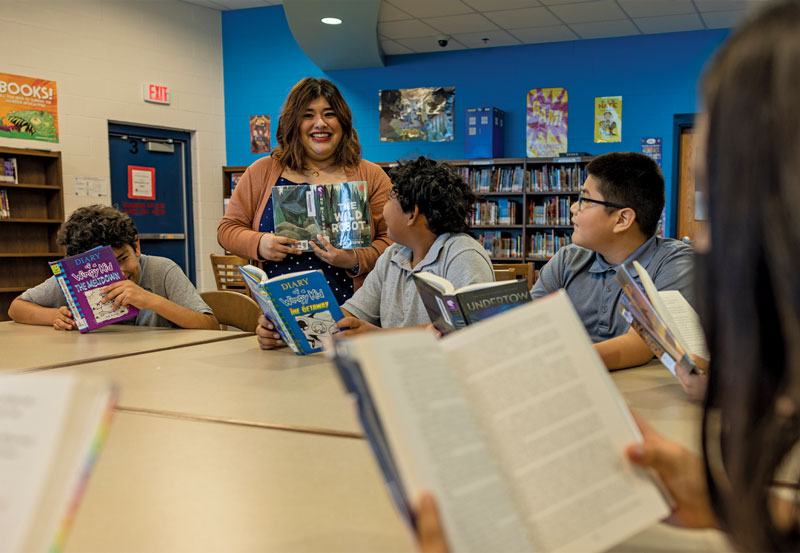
[143,83,170,105]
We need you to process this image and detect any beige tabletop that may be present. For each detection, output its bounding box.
[0,321,252,372]
[48,335,362,436]
[63,411,415,553]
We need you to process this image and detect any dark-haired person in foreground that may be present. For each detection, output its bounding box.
[530,152,694,370]
[9,205,218,330]
[254,157,494,347]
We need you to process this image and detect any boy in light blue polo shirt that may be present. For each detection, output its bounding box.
[531,152,694,369]
[255,157,494,348]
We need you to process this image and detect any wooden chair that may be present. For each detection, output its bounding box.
[200,290,261,332]
[493,268,515,282]
[210,254,252,297]
[492,262,535,288]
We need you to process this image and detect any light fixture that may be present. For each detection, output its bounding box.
[321,17,342,25]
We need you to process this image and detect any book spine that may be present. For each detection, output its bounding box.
[50,262,89,331]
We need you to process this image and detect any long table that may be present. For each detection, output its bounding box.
[63,411,414,553]
[0,321,252,372]
[46,335,362,436]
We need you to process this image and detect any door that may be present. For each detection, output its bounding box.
[108,124,195,283]
[676,127,708,244]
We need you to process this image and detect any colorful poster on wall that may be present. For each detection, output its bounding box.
[594,96,622,143]
[641,137,666,236]
[526,88,568,157]
[250,115,270,154]
[379,87,454,142]
[0,72,59,143]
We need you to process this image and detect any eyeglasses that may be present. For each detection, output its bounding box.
[576,193,627,212]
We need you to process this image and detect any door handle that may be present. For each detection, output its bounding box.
[681,236,694,244]
[138,233,185,240]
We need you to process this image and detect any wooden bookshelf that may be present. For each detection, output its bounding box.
[377,156,594,265]
[0,147,64,320]
[222,166,247,215]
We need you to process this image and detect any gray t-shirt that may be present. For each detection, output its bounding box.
[343,233,494,328]
[530,236,694,343]
[20,254,212,328]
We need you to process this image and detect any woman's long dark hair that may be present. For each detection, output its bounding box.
[272,77,361,171]
[699,1,800,549]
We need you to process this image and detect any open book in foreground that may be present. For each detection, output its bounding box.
[239,265,344,355]
[0,372,116,553]
[330,291,670,553]
[412,272,530,335]
[616,260,708,376]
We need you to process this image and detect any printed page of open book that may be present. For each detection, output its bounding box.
[440,291,670,553]
[657,291,709,359]
[0,373,77,552]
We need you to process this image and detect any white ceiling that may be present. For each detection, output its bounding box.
[181,0,766,54]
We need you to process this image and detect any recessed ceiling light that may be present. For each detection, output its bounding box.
[321,17,342,25]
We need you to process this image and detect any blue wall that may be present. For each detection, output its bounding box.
[222,5,728,234]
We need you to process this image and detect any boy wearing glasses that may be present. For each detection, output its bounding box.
[530,152,694,369]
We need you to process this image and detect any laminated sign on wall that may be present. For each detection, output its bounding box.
[0,72,59,143]
[127,166,156,200]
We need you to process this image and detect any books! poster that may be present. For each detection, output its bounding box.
[594,96,622,143]
[0,72,58,143]
[526,88,568,157]
[250,115,270,154]
[379,87,454,142]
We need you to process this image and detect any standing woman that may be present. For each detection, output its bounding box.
[218,77,392,308]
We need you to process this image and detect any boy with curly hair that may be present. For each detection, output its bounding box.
[256,156,494,348]
[9,205,218,330]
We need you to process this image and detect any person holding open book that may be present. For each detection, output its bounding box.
[416,2,800,551]
[530,152,695,370]
[217,77,392,309]
[254,156,493,348]
[9,205,218,330]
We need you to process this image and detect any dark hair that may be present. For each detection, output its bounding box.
[586,152,664,237]
[272,77,361,171]
[57,205,138,256]
[698,1,800,550]
[387,157,476,235]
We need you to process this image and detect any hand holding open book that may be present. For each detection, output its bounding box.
[331,291,670,553]
[616,260,708,399]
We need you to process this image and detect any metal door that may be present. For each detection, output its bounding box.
[108,124,195,282]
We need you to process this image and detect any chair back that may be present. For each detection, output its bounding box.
[210,254,251,296]
[492,262,535,288]
[493,268,516,282]
[200,290,261,332]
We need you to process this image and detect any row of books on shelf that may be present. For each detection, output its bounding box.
[529,230,572,259]
[474,229,572,260]
[476,231,523,259]
[0,156,18,184]
[528,196,573,225]
[0,189,9,219]
[472,199,521,226]
[455,163,588,193]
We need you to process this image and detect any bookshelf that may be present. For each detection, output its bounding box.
[222,165,247,215]
[377,156,594,271]
[0,147,64,320]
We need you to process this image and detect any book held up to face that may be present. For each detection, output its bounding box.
[49,245,138,332]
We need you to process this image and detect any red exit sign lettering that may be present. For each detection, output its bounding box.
[143,83,170,105]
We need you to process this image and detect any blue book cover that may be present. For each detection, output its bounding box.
[239,265,344,355]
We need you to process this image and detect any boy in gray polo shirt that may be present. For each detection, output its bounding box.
[530,152,694,369]
[9,205,218,330]
[255,157,493,348]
